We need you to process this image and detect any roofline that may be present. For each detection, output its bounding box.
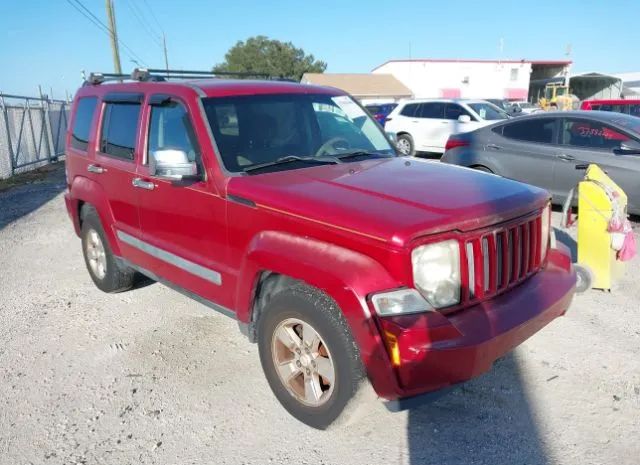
[372,58,573,72]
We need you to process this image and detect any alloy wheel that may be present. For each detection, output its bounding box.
[86,229,107,280]
[271,318,336,407]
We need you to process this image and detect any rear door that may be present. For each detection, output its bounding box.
[93,93,143,241]
[554,117,640,208]
[487,117,560,194]
[417,102,447,151]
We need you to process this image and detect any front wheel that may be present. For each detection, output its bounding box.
[257,285,365,429]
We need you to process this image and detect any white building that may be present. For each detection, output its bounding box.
[372,59,571,102]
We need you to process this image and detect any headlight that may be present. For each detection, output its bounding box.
[412,239,461,308]
[540,203,551,262]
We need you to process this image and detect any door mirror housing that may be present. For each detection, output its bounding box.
[149,149,198,180]
[616,140,640,155]
[458,115,471,123]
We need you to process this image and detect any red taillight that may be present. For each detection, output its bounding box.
[445,137,470,151]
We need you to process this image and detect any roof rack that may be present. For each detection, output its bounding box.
[83,68,295,86]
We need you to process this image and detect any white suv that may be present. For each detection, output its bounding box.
[385,99,509,155]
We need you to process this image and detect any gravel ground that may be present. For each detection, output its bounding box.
[0,164,638,465]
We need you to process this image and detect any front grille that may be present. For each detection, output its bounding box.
[462,214,543,302]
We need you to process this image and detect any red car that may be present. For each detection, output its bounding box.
[64,69,576,429]
[580,99,640,117]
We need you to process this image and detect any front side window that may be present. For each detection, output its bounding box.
[501,118,556,144]
[468,102,509,121]
[561,119,633,150]
[100,103,141,160]
[71,97,98,151]
[147,100,199,164]
[203,93,394,173]
[444,103,472,120]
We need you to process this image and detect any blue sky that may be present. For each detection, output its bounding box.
[0,0,637,98]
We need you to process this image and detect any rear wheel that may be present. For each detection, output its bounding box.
[396,134,415,156]
[257,284,365,429]
[81,206,136,293]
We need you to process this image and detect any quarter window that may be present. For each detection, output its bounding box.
[71,97,98,151]
[400,103,419,117]
[147,100,200,164]
[100,103,141,160]
[561,119,633,150]
[500,118,556,144]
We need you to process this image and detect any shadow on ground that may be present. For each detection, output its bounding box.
[0,163,66,230]
[407,353,549,465]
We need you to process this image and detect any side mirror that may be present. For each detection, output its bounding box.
[149,149,198,180]
[616,140,640,155]
[458,115,471,123]
[512,105,523,113]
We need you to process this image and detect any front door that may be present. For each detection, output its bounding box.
[132,94,231,307]
[417,102,447,152]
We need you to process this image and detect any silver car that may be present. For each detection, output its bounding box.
[441,111,640,215]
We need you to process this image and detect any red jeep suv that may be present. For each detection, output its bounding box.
[64,69,576,429]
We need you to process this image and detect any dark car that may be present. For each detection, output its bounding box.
[441,111,640,215]
[364,103,398,125]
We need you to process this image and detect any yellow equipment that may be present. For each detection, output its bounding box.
[575,164,627,292]
[539,83,574,111]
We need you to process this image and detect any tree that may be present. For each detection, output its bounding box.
[213,36,327,80]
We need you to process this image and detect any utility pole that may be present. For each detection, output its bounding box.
[105,0,122,74]
[162,33,169,75]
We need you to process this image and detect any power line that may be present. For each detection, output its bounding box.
[124,0,162,47]
[65,0,148,67]
[141,0,164,33]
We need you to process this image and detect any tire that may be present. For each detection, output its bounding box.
[574,264,593,294]
[396,134,415,156]
[80,206,136,293]
[257,284,365,429]
[472,165,494,174]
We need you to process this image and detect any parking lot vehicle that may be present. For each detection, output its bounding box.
[485,98,511,112]
[442,111,640,215]
[508,101,540,116]
[64,69,576,429]
[385,99,508,155]
[580,99,640,117]
[539,83,578,111]
[364,103,397,126]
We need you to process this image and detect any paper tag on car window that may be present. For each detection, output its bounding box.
[332,96,366,120]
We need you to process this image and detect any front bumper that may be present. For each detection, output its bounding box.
[371,245,576,400]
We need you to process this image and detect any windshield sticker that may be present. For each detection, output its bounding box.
[332,96,366,120]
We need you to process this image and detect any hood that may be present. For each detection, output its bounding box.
[227,157,549,247]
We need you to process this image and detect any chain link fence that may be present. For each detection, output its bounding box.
[0,93,70,179]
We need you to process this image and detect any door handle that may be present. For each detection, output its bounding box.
[486,144,502,150]
[557,153,576,162]
[87,164,106,174]
[132,178,155,190]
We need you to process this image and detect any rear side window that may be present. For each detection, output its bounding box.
[500,118,556,144]
[71,97,98,151]
[400,103,419,117]
[100,103,141,160]
[420,102,445,119]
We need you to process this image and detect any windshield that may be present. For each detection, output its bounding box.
[202,93,395,173]
[468,102,509,121]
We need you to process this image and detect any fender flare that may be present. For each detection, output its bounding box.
[70,175,121,255]
[235,230,402,398]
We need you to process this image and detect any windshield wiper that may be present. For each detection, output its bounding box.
[243,155,340,173]
[334,150,394,160]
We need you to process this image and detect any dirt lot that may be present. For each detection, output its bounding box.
[0,164,638,465]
